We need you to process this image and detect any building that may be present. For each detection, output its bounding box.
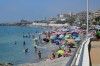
[57,14,70,21]
[94,9,100,18]
[47,17,57,23]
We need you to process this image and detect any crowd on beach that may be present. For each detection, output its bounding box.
[31,26,82,61]
[13,25,100,66]
[32,25,100,61]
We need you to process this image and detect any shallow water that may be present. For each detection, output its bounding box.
[0,26,50,65]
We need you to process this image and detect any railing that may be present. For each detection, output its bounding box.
[66,45,79,66]
[66,37,88,66]
[66,40,84,66]
[81,38,90,66]
[78,41,86,66]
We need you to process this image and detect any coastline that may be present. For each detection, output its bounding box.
[17,25,75,66]
[0,26,52,66]
[0,24,77,66]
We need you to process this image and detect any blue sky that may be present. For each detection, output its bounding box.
[0,0,100,23]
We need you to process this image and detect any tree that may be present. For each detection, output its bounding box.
[95,16,100,22]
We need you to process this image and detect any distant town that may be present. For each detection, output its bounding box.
[0,9,100,26]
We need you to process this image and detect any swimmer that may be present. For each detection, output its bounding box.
[25,48,28,53]
[14,41,16,45]
[23,41,26,45]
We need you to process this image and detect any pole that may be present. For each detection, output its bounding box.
[87,0,89,38]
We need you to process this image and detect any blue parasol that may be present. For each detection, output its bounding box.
[75,37,81,42]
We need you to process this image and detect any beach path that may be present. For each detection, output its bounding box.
[90,41,100,66]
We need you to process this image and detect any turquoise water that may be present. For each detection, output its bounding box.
[0,26,49,65]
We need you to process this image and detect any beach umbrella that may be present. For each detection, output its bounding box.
[88,35,95,38]
[66,32,71,34]
[75,37,81,42]
[57,50,64,55]
[59,34,64,38]
[57,32,61,35]
[59,40,63,44]
[55,39,60,43]
[60,45,65,49]
[52,31,56,33]
[72,42,76,45]
[72,36,76,39]
[61,32,65,34]
[62,29,68,32]
[66,39,74,43]
[72,33,78,37]
[52,33,57,35]
[74,29,78,33]
[88,35,93,38]
[51,35,56,40]
[55,39,60,45]
[65,34,70,38]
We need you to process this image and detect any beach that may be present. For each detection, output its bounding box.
[0,25,81,66]
[17,25,80,66]
[0,26,51,66]
[18,57,70,66]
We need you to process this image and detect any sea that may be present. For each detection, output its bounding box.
[0,26,50,66]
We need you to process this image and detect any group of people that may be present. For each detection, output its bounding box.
[22,27,75,61]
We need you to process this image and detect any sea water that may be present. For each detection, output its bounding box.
[0,26,49,65]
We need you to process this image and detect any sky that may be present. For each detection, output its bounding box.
[0,0,100,23]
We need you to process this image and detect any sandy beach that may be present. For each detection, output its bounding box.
[17,25,78,66]
[18,56,70,66]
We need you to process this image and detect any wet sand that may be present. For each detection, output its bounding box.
[18,56,70,66]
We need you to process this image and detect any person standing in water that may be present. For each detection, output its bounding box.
[38,51,42,59]
[33,34,35,38]
[34,39,38,52]
[28,32,30,38]
[23,41,26,45]
[23,32,25,38]
[34,46,37,53]
[14,41,16,45]
[25,48,28,53]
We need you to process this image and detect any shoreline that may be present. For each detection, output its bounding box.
[17,25,76,66]
[0,25,78,66]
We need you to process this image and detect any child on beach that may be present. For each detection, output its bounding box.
[50,53,55,60]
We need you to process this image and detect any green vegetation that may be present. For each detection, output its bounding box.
[56,17,75,25]
[92,16,100,25]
